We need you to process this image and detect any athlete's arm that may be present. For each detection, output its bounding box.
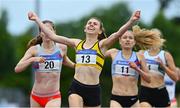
[14,46,45,73]
[130,53,151,83]
[28,11,81,48]
[61,45,75,68]
[63,56,75,69]
[100,11,140,49]
[158,51,178,81]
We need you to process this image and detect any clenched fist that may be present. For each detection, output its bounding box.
[28,11,38,21]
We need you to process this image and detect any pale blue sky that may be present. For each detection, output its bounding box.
[0,0,179,35]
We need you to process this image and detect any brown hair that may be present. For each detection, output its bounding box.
[27,20,55,49]
[90,17,107,41]
[132,25,166,50]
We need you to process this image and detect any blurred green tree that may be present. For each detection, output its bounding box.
[0,10,15,83]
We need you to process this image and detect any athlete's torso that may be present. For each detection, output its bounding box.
[32,44,63,95]
[111,50,140,96]
[74,40,105,85]
[142,50,166,88]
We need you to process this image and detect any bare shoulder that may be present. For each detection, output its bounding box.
[29,45,37,50]
[56,43,67,51]
[105,48,118,57]
[27,45,38,56]
[164,51,173,59]
[71,38,82,46]
[56,43,67,48]
[108,48,118,53]
[136,51,145,61]
[138,50,145,54]
[164,50,171,56]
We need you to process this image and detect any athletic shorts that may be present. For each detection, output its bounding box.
[31,91,61,107]
[139,85,170,107]
[111,94,138,107]
[68,79,101,107]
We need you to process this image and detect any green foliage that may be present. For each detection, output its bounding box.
[13,29,33,93]
[0,10,15,76]
[152,11,180,65]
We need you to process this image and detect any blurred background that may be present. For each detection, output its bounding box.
[0,0,180,107]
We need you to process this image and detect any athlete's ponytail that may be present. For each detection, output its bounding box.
[27,35,42,49]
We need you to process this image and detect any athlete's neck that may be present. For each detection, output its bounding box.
[42,41,55,50]
[122,49,132,60]
[85,35,98,44]
[148,48,161,56]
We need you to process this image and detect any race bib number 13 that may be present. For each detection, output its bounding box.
[76,54,96,64]
[76,49,97,64]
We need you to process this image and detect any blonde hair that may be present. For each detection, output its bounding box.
[132,25,166,50]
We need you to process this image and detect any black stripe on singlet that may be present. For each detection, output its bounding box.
[96,62,103,68]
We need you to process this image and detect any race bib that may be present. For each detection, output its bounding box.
[147,64,159,71]
[114,64,135,76]
[39,59,60,71]
[146,59,159,71]
[76,49,97,64]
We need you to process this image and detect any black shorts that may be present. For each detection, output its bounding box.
[68,79,101,107]
[139,85,170,107]
[111,94,138,107]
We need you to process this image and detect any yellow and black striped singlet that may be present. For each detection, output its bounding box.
[75,40,105,71]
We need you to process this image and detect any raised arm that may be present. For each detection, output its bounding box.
[157,52,178,81]
[28,12,80,48]
[100,11,140,49]
[14,46,45,73]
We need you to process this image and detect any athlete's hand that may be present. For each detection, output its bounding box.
[129,62,138,70]
[130,10,140,22]
[156,57,164,68]
[28,11,38,21]
[33,57,45,63]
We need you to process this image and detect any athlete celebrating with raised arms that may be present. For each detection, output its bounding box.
[28,11,140,107]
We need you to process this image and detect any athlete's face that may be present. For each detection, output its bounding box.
[84,18,102,36]
[40,23,55,41]
[119,31,135,49]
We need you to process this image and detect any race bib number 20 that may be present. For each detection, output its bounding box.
[39,60,60,70]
